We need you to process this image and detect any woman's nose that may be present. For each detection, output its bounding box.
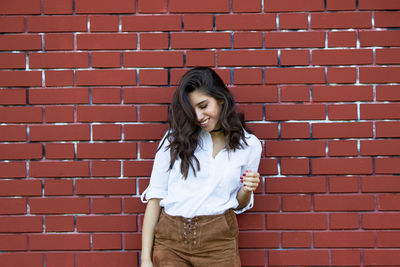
[196,109,203,121]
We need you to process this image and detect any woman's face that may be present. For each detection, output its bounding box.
[188,89,223,132]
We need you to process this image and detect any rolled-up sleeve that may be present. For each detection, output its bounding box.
[140,134,171,203]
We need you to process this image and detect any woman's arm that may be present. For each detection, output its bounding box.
[236,170,260,210]
[141,198,162,267]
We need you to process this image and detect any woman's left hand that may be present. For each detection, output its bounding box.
[241,170,260,193]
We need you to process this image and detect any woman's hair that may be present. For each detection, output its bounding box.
[163,67,248,178]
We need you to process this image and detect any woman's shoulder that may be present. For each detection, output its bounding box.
[244,130,261,148]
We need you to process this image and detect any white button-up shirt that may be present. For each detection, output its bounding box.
[141,130,262,218]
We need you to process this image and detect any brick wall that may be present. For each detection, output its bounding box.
[1,0,400,266]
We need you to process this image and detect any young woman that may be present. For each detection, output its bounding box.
[140,67,262,267]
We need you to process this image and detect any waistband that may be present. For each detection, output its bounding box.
[161,208,233,223]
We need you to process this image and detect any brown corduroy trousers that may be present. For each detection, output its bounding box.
[152,209,241,267]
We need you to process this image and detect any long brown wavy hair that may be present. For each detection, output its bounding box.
[161,67,248,179]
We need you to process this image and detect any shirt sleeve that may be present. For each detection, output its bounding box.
[140,133,171,203]
[234,135,262,214]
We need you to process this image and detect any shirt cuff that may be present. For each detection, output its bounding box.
[234,192,254,214]
[140,186,167,203]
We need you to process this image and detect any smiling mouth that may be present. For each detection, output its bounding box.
[200,118,209,127]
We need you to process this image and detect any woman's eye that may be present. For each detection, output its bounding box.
[200,104,207,109]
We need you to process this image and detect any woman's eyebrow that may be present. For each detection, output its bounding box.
[196,99,208,106]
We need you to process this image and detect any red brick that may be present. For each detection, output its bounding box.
[230,85,278,103]
[124,197,146,213]
[359,0,400,10]
[280,158,309,175]
[29,88,88,104]
[77,252,138,267]
[93,124,121,141]
[362,176,400,193]
[92,198,122,214]
[375,12,400,27]
[0,199,26,215]
[266,140,325,157]
[0,107,42,123]
[123,160,153,177]
[269,250,329,266]
[0,253,43,267]
[124,87,174,104]
[311,12,371,29]
[328,31,357,48]
[361,103,400,119]
[0,180,41,197]
[27,16,87,32]
[236,104,263,121]
[77,105,137,122]
[92,52,121,68]
[330,213,360,229]
[216,14,275,30]
[377,231,400,247]
[140,33,168,50]
[282,195,311,211]
[0,234,28,251]
[376,48,400,65]
[280,123,310,139]
[92,161,121,177]
[281,50,310,66]
[92,87,121,104]
[0,16,25,33]
[0,34,41,51]
[267,213,327,230]
[45,106,74,123]
[232,0,261,12]
[312,158,373,175]
[328,140,358,156]
[45,70,74,87]
[75,0,135,14]
[265,0,324,11]
[0,53,26,69]
[124,124,168,140]
[77,34,137,50]
[184,14,213,31]
[237,213,264,230]
[360,30,400,47]
[139,142,159,159]
[0,162,26,178]
[238,232,279,248]
[361,140,400,156]
[31,234,90,251]
[0,70,41,87]
[313,49,372,65]
[280,85,310,102]
[30,124,90,141]
[360,66,400,83]
[327,0,356,10]
[265,68,325,84]
[139,105,168,122]
[327,67,356,83]
[233,32,263,48]
[266,177,327,194]
[30,197,90,215]
[0,216,42,233]
[90,15,119,32]
[0,143,42,160]
[246,123,279,139]
[265,31,325,48]
[312,122,373,139]
[170,0,229,13]
[77,143,137,159]
[376,121,400,137]
[279,13,308,29]
[45,143,75,159]
[315,195,374,211]
[378,195,400,211]
[365,250,400,266]
[77,215,137,232]
[330,176,359,193]
[124,51,183,68]
[76,179,135,195]
[44,180,74,196]
[282,232,312,248]
[0,0,41,14]
[139,69,168,86]
[328,104,358,120]
[93,233,122,250]
[122,15,181,31]
[253,195,280,211]
[29,161,90,178]
[138,0,166,13]
[171,32,231,49]
[266,104,325,121]
[44,33,74,50]
[315,232,374,248]
[0,125,26,141]
[239,250,266,266]
[44,0,73,14]
[313,85,373,102]
[331,250,361,266]
[218,50,277,66]
[45,215,76,231]
[234,68,262,85]
[363,213,400,229]
[46,253,75,267]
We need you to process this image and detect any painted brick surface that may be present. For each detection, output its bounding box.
[0,0,399,266]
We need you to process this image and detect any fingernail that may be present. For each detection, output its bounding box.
[240,180,243,183]
[240,176,243,179]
